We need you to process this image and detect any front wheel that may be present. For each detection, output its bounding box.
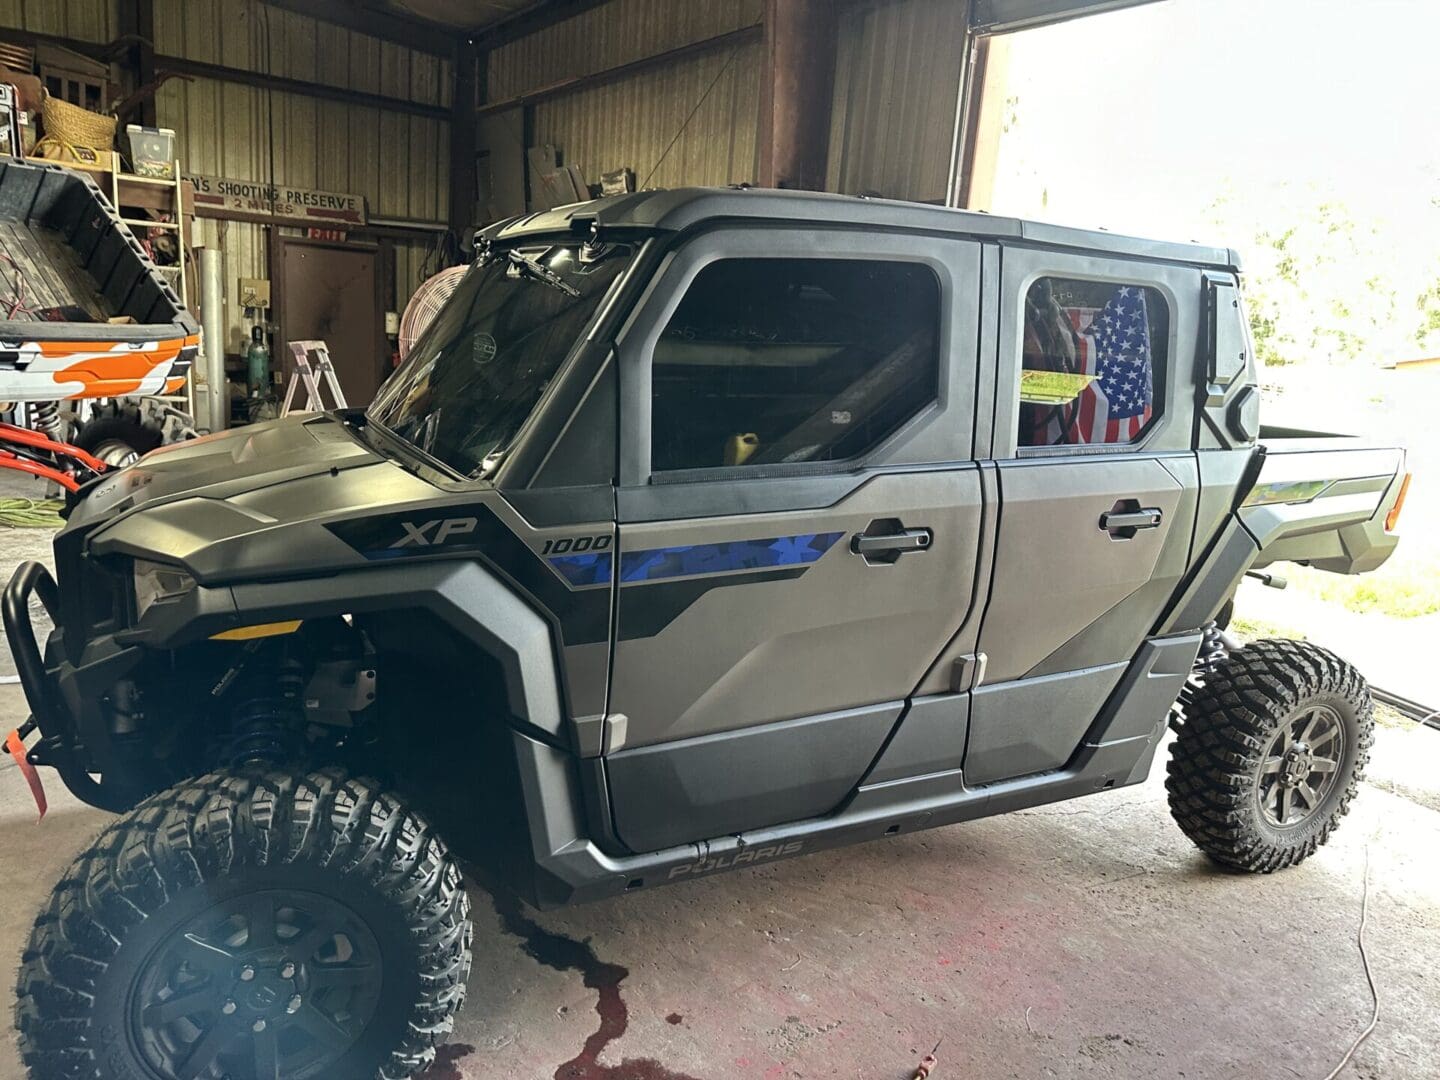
[1166,638,1373,873]
[16,769,472,1079]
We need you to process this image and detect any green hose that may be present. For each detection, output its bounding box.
[0,497,64,529]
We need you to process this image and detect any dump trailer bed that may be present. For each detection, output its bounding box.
[0,158,198,402]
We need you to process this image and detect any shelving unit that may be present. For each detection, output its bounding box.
[107,162,195,418]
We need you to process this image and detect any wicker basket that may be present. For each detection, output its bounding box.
[41,94,115,149]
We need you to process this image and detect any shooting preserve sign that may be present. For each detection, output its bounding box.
[189,175,368,228]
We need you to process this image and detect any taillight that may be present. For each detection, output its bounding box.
[1385,473,1412,533]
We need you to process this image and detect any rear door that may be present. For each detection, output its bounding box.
[603,227,987,852]
[967,246,1203,785]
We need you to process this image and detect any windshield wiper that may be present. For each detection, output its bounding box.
[507,250,580,298]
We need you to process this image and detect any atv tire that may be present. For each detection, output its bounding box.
[1167,638,1373,873]
[70,401,165,467]
[16,769,472,1080]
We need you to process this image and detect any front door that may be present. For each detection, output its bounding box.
[966,247,1204,785]
[602,229,986,852]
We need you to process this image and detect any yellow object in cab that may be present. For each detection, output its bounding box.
[724,433,760,466]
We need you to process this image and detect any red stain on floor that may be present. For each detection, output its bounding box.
[666,1013,684,1025]
[488,891,705,1080]
[416,1043,476,1079]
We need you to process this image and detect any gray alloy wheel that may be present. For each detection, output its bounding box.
[1167,638,1373,873]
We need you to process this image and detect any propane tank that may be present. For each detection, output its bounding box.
[245,325,271,397]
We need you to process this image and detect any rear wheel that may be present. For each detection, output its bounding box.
[16,769,472,1079]
[1166,638,1372,872]
[71,402,164,467]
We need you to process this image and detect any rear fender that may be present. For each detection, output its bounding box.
[1159,445,1406,632]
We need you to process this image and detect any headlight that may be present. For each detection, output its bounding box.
[133,558,196,620]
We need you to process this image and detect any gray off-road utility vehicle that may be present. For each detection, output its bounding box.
[5,188,1410,1079]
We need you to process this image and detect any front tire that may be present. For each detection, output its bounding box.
[16,769,472,1079]
[1166,638,1373,873]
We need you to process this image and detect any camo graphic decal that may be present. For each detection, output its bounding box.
[617,533,843,584]
[548,552,614,586]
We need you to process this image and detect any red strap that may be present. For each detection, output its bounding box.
[6,728,47,821]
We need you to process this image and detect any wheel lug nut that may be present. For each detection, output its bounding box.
[253,1019,267,1033]
[279,962,296,979]
[287,994,303,1014]
[221,1000,237,1015]
[239,966,256,982]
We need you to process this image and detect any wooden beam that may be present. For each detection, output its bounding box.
[0,25,107,61]
[117,0,158,127]
[758,0,837,191]
[263,0,455,57]
[154,55,450,119]
[449,43,479,233]
[475,23,762,118]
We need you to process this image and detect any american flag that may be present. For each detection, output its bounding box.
[1043,286,1154,445]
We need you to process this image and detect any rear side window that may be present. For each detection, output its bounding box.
[1019,277,1168,448]
[651,258,940,472]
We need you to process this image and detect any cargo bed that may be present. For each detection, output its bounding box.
[0,158,198,402]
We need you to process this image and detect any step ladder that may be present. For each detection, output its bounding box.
[280,340,348,416]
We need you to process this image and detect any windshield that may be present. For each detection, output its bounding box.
[369,242,634,476]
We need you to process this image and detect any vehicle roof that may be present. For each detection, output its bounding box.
[482,186,1241,271]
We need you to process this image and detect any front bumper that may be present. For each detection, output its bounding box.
[3,560,142,810]
[3,561,63,737]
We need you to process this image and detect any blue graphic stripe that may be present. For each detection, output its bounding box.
[617,532,843,583]
[548,552,614,586]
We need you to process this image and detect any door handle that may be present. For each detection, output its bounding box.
[1099,507,1163,535]
[850,528,933,556]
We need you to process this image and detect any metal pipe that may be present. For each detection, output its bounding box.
[198,247,227,434]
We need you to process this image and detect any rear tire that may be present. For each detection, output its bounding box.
[1166,638,1372,873]
[70,402,164,467]
[16,769,472,1079]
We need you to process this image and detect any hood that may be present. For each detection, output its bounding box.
[70,415,380,526]
[74,414,453,582]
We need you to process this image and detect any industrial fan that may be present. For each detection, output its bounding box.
[398,265,469,360]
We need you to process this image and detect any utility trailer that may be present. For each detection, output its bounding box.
[0,157,197,487]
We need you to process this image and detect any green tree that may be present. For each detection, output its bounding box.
[1213,193,1398,366]
[1414,279,1440,352]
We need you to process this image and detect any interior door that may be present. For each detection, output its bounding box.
[277,239,385,406]
[601,230,985,853]
[966,247,1203,785]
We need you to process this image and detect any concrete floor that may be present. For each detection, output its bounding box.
[1,508,1438,1079]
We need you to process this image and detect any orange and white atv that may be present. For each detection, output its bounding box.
[0,157,199,490]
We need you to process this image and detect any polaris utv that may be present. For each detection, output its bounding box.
[4,189,1409,1080]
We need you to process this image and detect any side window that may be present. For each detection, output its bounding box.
[1018,277,1168,448]
[651,258,941,472]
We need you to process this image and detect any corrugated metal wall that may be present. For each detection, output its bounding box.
[530,42,761,191]
[146,0,452,349]
[0,0,113,42]
[488,0,764,193]
[489,0,761,101]
[828,0,970,203]
[484,0,969,205]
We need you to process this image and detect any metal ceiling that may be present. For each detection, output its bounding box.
[386,0,534,29]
